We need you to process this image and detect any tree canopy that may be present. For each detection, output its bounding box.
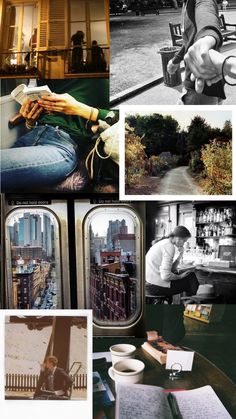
[126,113,231,162]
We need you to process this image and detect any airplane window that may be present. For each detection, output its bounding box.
[5,208,62,310]
[84,206,142,326]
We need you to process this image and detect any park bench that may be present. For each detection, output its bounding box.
[169,15,236,47]
[169,22,182,47]
[220,14,236,41]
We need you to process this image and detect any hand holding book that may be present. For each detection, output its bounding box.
[19,99,43,128]
[38,93,99,119]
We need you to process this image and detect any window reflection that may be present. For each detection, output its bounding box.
[91,22,107,45]
[85,207,141,325]
[90,0,106,20]
[6,209,61,310]
[4,3,38,65]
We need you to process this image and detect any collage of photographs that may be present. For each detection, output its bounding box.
[0,1,236,418]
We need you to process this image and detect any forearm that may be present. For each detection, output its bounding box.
[172,45,185,65]
[195,0,223,48]
[74,102,99,121]
[172,256,181,272]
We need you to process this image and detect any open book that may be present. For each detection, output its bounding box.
[11,84,52,105]
[177,263,196,274]
[116,384,232,419]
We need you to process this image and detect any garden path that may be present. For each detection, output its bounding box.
[158,166,203,195]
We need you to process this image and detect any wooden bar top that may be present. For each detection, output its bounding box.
[196,265,236,275]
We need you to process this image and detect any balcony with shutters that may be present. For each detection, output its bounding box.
[0,0,109,79]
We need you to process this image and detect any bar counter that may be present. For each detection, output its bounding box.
[195,265,236,303]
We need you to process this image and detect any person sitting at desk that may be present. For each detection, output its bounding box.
[146,226,199,297]
[34,355,73,398]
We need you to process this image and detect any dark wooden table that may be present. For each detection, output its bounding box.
[93,339,236,418]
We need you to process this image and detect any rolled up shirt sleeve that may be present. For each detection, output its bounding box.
[160,244,179,282]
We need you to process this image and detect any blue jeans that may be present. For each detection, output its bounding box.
[1,125,79,191]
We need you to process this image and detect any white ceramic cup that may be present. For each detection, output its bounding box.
[108,358,145,391]
[109,343,136,366]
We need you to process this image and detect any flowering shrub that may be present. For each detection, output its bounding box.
[201,139,232,194]
[125,125,147,185]
[148,153,179,175]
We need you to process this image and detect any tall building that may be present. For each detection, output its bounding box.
[43,214,52,258]
[30,214,42,247]
[18,217,24,246]
[14,213,42,247]
[13,221,19,245]
[107,219,125,250]
[23,212,31,246]
[14,264,45,309]
[106,219,134,253]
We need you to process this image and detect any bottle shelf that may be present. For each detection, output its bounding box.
[196,221,232,225]
[196,235,236,239]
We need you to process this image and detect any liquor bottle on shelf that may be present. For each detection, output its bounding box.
[209,209,214,223]
[223,209,227,221]
[220,210,224,222]
[213,225,218,237]
[202,210,207,223]
[199,211,203,223]
[213,209,217,223]
[196,212,199,223]
[209,224,213,236]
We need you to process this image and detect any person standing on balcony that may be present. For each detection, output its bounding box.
[25,28,37,67]
[91,40,106,72]
[71,30,85,72]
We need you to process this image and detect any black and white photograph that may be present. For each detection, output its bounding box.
[110,1,236,106]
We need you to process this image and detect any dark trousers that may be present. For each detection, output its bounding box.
[146,272,199,297]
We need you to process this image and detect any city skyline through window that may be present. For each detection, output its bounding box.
[84,207,142,326]
[5,209,61,310]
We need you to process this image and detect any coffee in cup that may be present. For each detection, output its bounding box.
[108,358,145,390]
